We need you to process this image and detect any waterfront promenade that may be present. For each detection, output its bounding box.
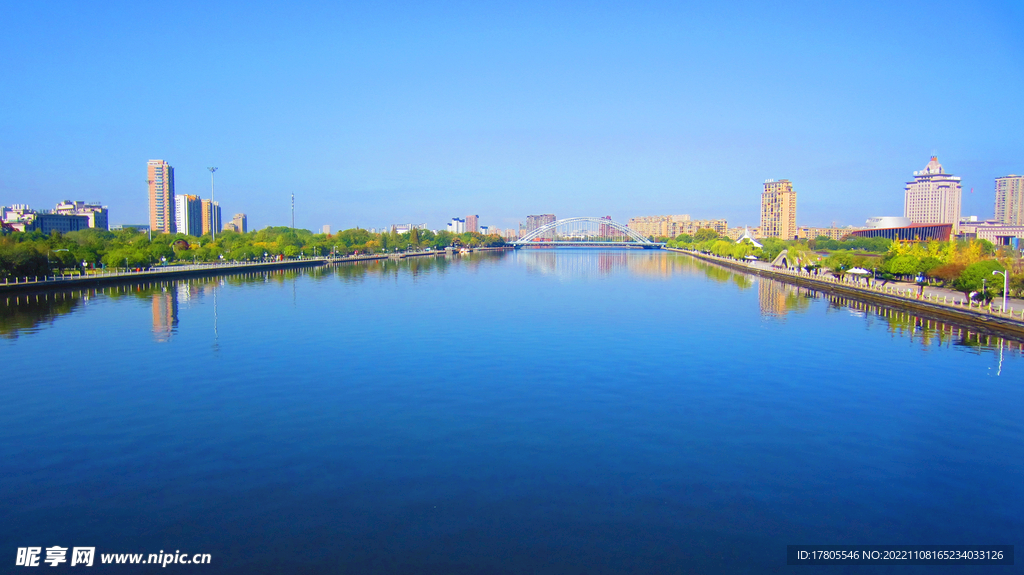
[669,248,1024,336]
[0,247,510,294]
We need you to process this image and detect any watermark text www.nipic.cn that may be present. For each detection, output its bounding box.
[16,547,212,567]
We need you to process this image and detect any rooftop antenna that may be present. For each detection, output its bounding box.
[207,167,218,241]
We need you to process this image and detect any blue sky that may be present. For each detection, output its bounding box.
[1,0,1022,232]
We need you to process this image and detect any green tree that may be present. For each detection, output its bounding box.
[825,251,853,275]
[885,254,920,276]
[693,228,720,242]
[952,260,1005,299]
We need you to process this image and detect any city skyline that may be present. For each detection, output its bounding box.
[1,1,1022,231]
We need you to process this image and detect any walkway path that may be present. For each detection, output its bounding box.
[674,250,1024,326]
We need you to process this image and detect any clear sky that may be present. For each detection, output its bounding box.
[2,0,1022,232]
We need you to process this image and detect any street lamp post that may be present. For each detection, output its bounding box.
[208,167,218,243]
[993,270,1009,312]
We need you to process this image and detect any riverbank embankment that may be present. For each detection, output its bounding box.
[0,246,513,295]
[668,247,1024,338]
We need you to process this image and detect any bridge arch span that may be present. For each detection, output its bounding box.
[511,217,662,248]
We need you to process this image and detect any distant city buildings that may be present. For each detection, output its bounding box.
[466,215,479,233]
[2,201,108,233]
[994,175,1024,225]
[904,156,961,232]
[321,224,331,235]
[392,223,426,234]
[525,214,556,232]
[628,215,727,239]
[760,179,797,239]
[447,217,466,233]
[147,159,176,234]
[524,214,556,239]
[54,201,108,230]
[797,226,858,241]
[111,223,150,232]
[224,213,248,233]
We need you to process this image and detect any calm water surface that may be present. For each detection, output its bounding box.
[2,250,1021,574]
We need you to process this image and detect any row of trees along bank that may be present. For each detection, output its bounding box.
[665,229,1024,299]
[0,227,506,279]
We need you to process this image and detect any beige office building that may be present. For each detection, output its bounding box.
[760,180,797,239]
[201,199,221,236]
[995,175,1024,225]
[628,215,727,239]
[628,215,688,238]
[223,213,247,233]
[904,157,961,231]
[147,160,176,234]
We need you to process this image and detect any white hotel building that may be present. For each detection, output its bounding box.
[904,156,962,232]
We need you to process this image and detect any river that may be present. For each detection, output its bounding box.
[1,249,1020,573]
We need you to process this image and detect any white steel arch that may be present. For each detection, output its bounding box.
[511,217,656,245]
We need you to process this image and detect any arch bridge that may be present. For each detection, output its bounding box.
[510,217,664,248]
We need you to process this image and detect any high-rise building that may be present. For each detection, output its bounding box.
[995,175,1024,225]
[525,214,556,232]
[760,180,797,239]
[447,217,466,233]
[466,215,479,233]
[174,194,202,237]
[904,157,961,231]
[599,216,612,238]
[201,199,221,236]
[321,224,331,235]
[54,201,109,230]
[147,160,175,234]
[524,214,556,239]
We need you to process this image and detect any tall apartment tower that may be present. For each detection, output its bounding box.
[175,194,202,237]
[201,199,221,236]
[525,214,556,240]
[760,180,797,239]
[995,175,1024,225]
[466,215,479,233]
[904,157,961,231]
[147,160,176,234]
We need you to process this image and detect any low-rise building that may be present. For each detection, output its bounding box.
[958,220,1024,248]
[798,226,860,240]
[54,201,109,230]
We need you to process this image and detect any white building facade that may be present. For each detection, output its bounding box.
[175,194,203,237]
[904,157,962,232]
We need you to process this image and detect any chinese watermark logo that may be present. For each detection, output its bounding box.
[16,547,93,567]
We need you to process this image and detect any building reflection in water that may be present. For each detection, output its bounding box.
[519,249,690,279]
[757,278,811,318]
[151,287,178,342]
